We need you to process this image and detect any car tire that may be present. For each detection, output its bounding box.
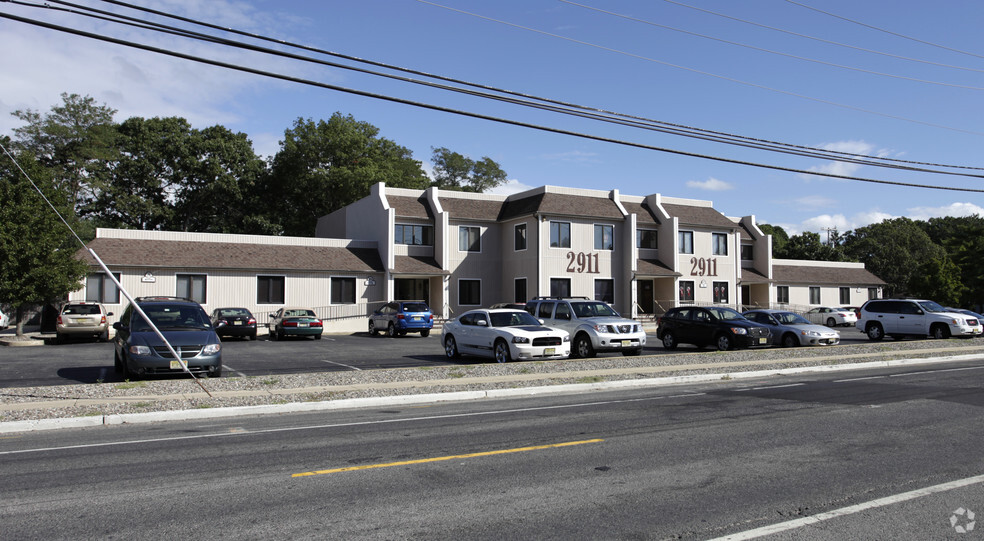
[211,368,223,378]
[99,329,110,343]
[387,323,397,338]
[865,323,884,341]
[250,332,257,341]
[493,339,511,363]
[368,320,378,336]
[444,335,461,359]
[661,332,677,350]
[314,334,322,340]
[826,317,836,327]
[573,334,595,358]
[420,329,430,338]
[931,324,951,340]
[782,333,799,348]
[716,334,733,351]
[622,348,642,356]
[114,351,123,373]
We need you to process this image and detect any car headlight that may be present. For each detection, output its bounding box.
[804,330,821,337]
[202,343,221,355]
[129,345,151,355]
[593,324,612,333]
[511,336,530,344]
[729,327,748,335]
[563,335,570,342]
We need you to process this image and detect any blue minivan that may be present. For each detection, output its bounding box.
[369,301,433,337]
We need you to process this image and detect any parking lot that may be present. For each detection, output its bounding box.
[0,327,873,388]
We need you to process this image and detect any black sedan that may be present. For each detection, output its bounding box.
[210,307,258,340]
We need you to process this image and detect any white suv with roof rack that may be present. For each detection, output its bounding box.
[524,297,646,358]
[855,298,982,341]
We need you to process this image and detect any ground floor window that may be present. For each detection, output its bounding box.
[809,286,821,305]
[514,278,527,303]
[459,279,481,306]
[679,280,695,303]
[550,278,571,298]
[257,275,285,304]
[595,279,614,303]
[86,272,120,304]
[176,274,207,304]
[331,277,356,304]
[839,287,850,305]
[777,286,789,304]
[868,287,879,300]
[713,281,728,304]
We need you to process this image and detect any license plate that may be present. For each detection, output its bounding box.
[79,318,94,324]
[169,360,185,370]
[298,322,309,327]
[233,321,242,325]
[621,340,632,347]
[544,348,555,355]
[759,337,768,344]
[412,316,423,321]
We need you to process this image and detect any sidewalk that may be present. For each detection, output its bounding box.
[2,342,983,434]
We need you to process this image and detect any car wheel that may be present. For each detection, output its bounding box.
[865,323,884,341]
[387,323,397,338]
[661,332,677,350]
[114,351,123,373]
[493,339,511,363]
[314,334,322,340]
[573,334,595,358]
[931,324,951,340]
[826,317,836,327]
[368,320,378,336]
[716,334,733,351]
[622,348,642,356]
[250,331,257,341]
[211,368,223,378]
[99,329,110,343]
[782,333,799,348]
[420,329,430,338]
[444,335,461,359]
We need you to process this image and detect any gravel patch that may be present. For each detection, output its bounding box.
[1,340,981,422]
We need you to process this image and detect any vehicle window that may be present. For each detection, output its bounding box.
[707,307,744,320]
[777,312,810,324]
[490,311,540,327]
[694,310,711,322]
[538,302,555,319]
[63,304,102,315]
[402,303,429,313]
[220,308,248,317]
[917,301,945,313]
[667,308,691,320]
[555,303,571,320]
[134,305,210,331]
[473,313,489,326]
[572,302,618,318]
[745,312,763,324]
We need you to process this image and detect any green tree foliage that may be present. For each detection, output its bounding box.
[430,146,507,192]
[0,139,89,336]
[757,224,789,256]
[777,231,847,261]
[264,114,429,236]
[919,215,984,308]
[841,217,960,299]
[11,93,117,215]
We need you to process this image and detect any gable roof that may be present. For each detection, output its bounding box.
[387,194,432,219]
[662,203,736,229]
[440,197,503,222]
[621,201,660,225]
[772,264,886,286]
[500,192,624,220]
[80,238,384,273]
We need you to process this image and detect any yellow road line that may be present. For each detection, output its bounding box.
[292,438,604,478]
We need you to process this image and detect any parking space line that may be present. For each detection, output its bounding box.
[320,360,361,371]
[222,364,249,378]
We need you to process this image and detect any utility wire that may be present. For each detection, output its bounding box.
[662,0,984,75]
[3,10,983,194]
[26,0,984,174]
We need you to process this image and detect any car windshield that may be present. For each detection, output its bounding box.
[571,302,619,318]
[775,312,811,325]
[133,305,211,331]
[707,307,745,321]
[285,309,317,318]
[489,311,541,327]
[63,304,101,315]
[402,303,429,313]
[918,301,946,313]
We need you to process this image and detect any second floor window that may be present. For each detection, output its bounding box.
[515,223,527,251]
[637,229,658,249]
[678,231,694,254]
[395,224,433,245]
[459,226,481,252]
[550,221,571,248]
[594,224,614,250]
[712,233,728,256]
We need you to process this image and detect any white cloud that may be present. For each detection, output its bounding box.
[794,202,984,235]
[489,179,535,195]
[800,140,893,180]
[793,195,837,210]
[686,177,733,191]
[906,202,984,221]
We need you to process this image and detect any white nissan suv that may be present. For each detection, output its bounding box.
[855,299,982,341]
[524,297,646,358]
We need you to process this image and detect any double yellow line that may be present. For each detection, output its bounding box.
[292,438,604,478]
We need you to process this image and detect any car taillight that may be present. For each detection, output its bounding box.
[100,316,106,324]
[656,317,663,326]
[397,314,406,319]
[311,320,323,327]
[428,314,433,321]
[248,318,256,325]
[57,316,63,325]
[283,321,298,327]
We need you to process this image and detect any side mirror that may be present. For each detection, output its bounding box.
[106,312,114,317]
[112,322,124,331]
[269,314,276,319]
[477,320,488,326]
[539,318,545,325]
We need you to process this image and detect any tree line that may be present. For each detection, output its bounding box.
[0,93,507,333]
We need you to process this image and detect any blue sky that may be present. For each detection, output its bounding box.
[3,0,984,235]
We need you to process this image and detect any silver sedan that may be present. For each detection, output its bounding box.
[744,309,840,347]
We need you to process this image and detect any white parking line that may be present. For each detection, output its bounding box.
[834,376,885,382]
[221,364,249,378]
[320,360,361,371]
[709,473,984,540]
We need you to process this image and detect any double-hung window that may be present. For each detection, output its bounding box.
[594,224,614,250]
[712,233,728,256]
[176,274,207,304]
[459,226,481,252]
[678,231,694,254]
[550,221,571,248]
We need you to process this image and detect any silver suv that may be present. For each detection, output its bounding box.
[855,299,982,341]
[525,297,646,358]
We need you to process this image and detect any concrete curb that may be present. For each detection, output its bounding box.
[2,353,979,434]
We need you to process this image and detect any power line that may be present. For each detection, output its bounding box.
[2,7,984,193]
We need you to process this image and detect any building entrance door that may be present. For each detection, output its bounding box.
[395,278,430,306]
[637,280,654,314]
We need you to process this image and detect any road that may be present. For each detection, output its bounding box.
[2,356,982,539]
[0,328,873,388]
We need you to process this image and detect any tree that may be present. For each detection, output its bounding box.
[264,114,429,236]
[779,231,847,262]
[757,223,789,257]
[919,215,984,309]
[0,139,89,336]
[430,147,507,192]
[11,93,117,215]
[841,217,959,299]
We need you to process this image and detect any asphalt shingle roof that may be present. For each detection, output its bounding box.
[662,203,736,229]
[772,264,886,286]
